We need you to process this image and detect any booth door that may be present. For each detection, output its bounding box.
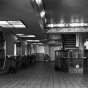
[68,50,83,73]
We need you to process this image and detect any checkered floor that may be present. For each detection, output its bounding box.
[0,62,88,88]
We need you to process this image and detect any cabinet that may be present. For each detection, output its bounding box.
[68,50,83,73]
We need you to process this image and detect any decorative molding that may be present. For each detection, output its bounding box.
[49,46,61,61]
[45,27,88,33]
[49,40,62,44]
[47,34,62,40]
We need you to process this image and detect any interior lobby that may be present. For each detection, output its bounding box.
[0,0,88,88]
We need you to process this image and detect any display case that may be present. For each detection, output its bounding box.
[68,50,83,73]
[55,50,68,72]
[55,50,84,73]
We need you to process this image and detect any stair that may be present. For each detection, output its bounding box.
[64,34,76,49]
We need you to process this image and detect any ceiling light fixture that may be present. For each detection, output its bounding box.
[33,43,42,44]
[47,24,54,27]
[17,34,35,37]
[8,21,23,25]
[35,0,42,5]
[8,21,26,28]
[0,21,9,24]
[0,24,14,28]
[20,35,28,37]
[16,34,24,36]
[0,21,26,28]
[27,40,40,42]
[46,23,88,28]
[0,21,14,28]
[56,23,65,27]
[69,23,85,27]
[45,18,47,23]
[47,23,65,27]
[27,35,35,37]
[12,25,26,28]
[40,10,45,18]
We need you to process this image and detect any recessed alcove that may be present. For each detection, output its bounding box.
[0,30,6,69]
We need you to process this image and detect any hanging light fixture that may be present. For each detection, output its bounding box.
[40,10,45,18]
[35,0,42,5]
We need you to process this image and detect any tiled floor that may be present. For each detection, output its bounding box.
[0,62,88,88]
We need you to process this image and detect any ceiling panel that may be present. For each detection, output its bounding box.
[43,0,88,24]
